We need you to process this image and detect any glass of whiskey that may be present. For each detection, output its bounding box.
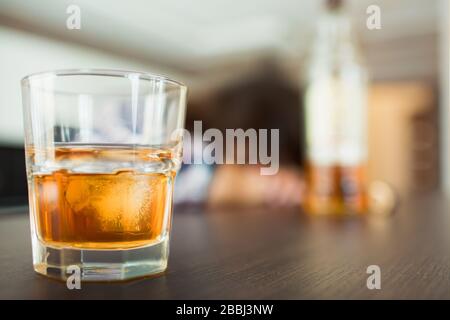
[21,69,187,281]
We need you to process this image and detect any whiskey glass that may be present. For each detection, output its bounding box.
[21,69,187,281]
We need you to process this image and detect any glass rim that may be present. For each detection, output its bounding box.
[21,68,187,90]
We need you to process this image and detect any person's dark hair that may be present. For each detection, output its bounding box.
[187,65,305,166]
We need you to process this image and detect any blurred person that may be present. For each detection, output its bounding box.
[175,65,306,208]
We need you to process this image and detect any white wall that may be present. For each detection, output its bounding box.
[0,26,175,146]
[441,0,450,194]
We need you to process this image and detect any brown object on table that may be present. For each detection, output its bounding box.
[368,82,439,195]
[0,193,448,299]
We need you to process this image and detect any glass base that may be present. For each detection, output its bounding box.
[32,237,169,282]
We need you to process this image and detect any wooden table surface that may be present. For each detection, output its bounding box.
[0,194,449,299]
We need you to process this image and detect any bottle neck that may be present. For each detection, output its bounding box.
[310,6,361,70]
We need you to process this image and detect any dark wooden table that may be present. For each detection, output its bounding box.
[0,193,449,299]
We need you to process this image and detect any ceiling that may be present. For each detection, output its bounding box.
[0,0,442,85]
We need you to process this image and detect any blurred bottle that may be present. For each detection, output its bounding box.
[303,0,368,215]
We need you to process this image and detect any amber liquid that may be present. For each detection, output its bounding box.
[305,163,368,215]
[29,146,175,249]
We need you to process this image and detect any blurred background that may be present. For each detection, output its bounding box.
[0,0,449,209]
